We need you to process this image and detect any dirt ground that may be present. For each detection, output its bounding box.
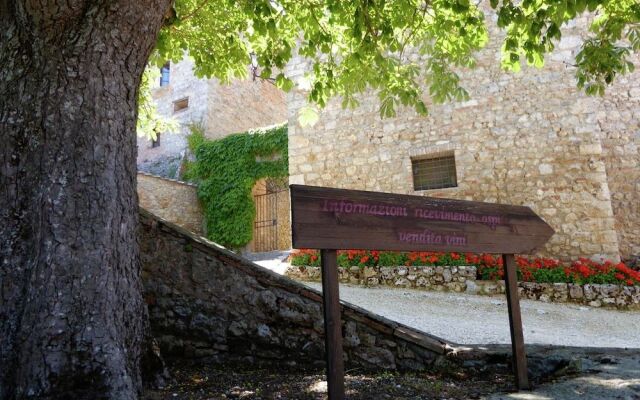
[144,347,640,400]
[143,362,518,400]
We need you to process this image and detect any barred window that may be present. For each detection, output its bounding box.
[411,153,457,191]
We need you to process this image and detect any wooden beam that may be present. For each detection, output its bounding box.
[321,249,345,399]
[502,254,531,390]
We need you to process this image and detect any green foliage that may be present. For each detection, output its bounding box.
[183,124,288,248]
[137,67,178,139]
[290,250,640,285]
[147,0,638,125]
[530,267,572,284]
[377,251,408,267]
[155,0,489,119]
[291,249,320,267]
[490,0,639,94]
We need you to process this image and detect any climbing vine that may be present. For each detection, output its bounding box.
[184,123,288,249]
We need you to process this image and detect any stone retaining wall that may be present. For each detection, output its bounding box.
[474,280,640,310]
[140,209,455,371]
[287,265,477,293]
[286,265,640,310]
[137,172,205,235]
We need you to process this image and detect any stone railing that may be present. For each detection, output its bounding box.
[286,265,640,310]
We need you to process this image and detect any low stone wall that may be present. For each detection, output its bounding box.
[473,280,640,310]
[286,265,640,310]
[286,265,477,293]
[137,172,204,235]
[139,209,456,371]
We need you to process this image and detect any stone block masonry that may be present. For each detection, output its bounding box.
[137,57,288,177]
[138,209,624,384]
[287,265,477,293]
[137,172,204,235]
[139,209,456,371]
[286,265,640,310]
[285,7,639,262]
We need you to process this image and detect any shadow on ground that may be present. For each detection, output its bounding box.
[144,346,640,399]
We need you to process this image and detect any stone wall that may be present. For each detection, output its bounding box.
[139,209,454,370]
[286,9,639,262]
[286,265,640,310]
[597,75,640,260]
[287,265,476,293]
[138,58,209,176]
[478,281,640,310]
[138,58,287,177]
[137,173,204,235]
[206,78,287,141]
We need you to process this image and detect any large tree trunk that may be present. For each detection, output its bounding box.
[0,2,170,398]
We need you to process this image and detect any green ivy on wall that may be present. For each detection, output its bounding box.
[184,123,288,249]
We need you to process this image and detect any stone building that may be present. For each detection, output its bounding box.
[136,57,291,252]
[286,13,639,262]
[137,57,288,177]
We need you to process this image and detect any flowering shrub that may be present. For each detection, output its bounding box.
[289,249,640,286]
[290,249,320,267]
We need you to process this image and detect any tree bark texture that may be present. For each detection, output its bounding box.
[0,1,171,398]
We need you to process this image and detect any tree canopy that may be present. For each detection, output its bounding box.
[139,0,639,134]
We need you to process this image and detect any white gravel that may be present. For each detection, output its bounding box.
[244,250,291,275]
[305,282,640,348]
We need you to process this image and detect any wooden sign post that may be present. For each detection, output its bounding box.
[291,185,555,397]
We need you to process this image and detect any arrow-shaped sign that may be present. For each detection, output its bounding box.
[291,184,554,254]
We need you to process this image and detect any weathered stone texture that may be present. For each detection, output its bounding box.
[206,77,287,140]
[597,75,640,260]
[287,265,476,293]
[137,173,204,235]
[286,11,639,261]
[287,264,640,309]
[512,281,640,310]
[140,210,453,370]
[137,58,287,175]
[138,58,209,173]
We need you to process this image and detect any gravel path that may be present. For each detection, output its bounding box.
[243,253,640,399]
[305,282,640,348]
[244,250,291,275]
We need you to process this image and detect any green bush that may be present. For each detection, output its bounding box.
[184,124,288,249]
[377,251,407,267]
[289,250,640,286]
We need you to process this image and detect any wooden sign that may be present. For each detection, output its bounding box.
[291,184,554,254]
[291,184,553,398]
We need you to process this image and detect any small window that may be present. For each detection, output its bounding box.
[412,153,457,191]
[173,97,189,113]
[159,62,170,87]
[151,132,161,148]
